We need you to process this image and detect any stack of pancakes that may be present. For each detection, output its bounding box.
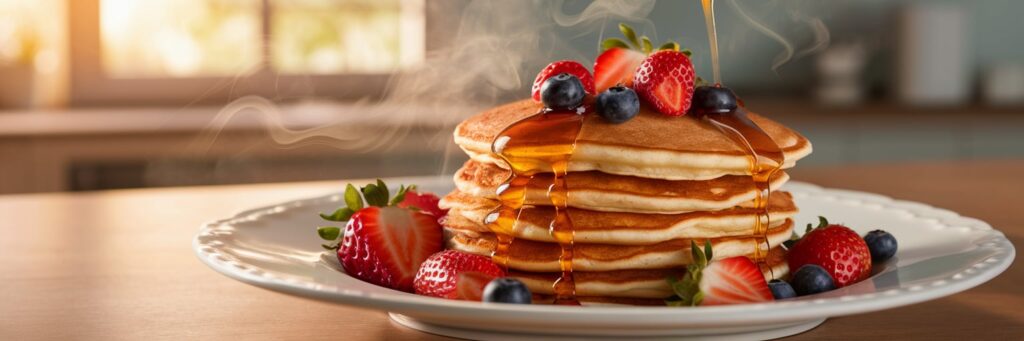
[440,99,812,305]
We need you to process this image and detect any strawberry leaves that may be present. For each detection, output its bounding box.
[317,179,420,249]
[666,240,713,306]
[361,179,390,207]
[389,185,413,206]
[784,216,831,250]
[601,23,683,54]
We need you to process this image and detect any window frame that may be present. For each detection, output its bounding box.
[68,0,427,106]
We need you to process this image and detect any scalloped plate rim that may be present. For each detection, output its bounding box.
[193,177,1015,328]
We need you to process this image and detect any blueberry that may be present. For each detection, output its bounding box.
[791,264,836,296]
[864,230,898,263]
[540,73,585,110]
[691,85,738,115]
[768,279,797,299]
[483,278,532,304]
[596,86,640,123]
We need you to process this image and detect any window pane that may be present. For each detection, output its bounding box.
[270,0,422,74]
[100,0,262,77]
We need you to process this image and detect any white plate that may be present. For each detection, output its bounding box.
[193,176,1014,340]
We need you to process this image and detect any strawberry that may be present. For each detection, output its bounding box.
[668,241,773,306]
[454,272,495,301]
[531,61,595,102]
[316,180,443,292]
[700,257,774,305]
[414,250,505,299]
[594,48,647,92]
[595,23,687,93]
[787,217,872,288]
[397,189,447,218]
[633,50,696,116]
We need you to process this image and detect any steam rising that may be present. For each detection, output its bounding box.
[727,0,830,71]
[174,0,828,186]
[185,0,657,180]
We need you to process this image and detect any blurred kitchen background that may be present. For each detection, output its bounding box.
[0,0,1022,194]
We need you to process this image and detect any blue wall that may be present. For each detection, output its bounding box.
[555,0,1024,95]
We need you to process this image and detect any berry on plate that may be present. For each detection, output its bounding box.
[316,180,443,292]
[540,73,587,110]
[454,272,495,301]
[791,264,836,296]
[594,23,683,92]
[531,60,594,102]
[788,217,872,288]
[668,241,773,306]
[863,230,898,263]
[768,279,797,299]
[483,278,533,304]
[633,50,696,116]
[414,250,506,299]
[595,86,640,123]
[396,187,447,218]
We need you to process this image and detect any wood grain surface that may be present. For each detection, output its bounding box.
[2,160,1021,340]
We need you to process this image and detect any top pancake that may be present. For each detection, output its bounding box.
[454,99,812,180]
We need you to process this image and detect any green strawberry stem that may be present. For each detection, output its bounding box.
[784,216,832,250]
[667,240,713,306]
[601,23,711,87]
[316,179,417,245]
[601,23,682,54]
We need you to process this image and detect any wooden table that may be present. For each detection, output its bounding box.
[2,160,1022,340]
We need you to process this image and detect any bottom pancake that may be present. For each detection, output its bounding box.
[511,247,789,300]
[445,219,793,272]
[531,295,668,306]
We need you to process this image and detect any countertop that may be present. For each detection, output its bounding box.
[2,160,1022,340]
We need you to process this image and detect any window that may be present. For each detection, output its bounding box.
[69,0,425,106]
[100,0,263,77]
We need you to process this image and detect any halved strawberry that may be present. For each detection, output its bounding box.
[531,61,595,102]
[316,180,443,292]
[397,189,447,218]
[700,257,773,305]
[414,250,505,299]
[788,217,872,287]
[633,50,696,116]
[668,241,773,306]
[594,47,647,92]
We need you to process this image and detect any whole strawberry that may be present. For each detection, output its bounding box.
[414,250,506,300]
[787,217,872,287]
[531,61,595,102]
[317,180,443,292]
[633,50,696,116]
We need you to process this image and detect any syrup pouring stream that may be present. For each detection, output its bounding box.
[700,0,784,276]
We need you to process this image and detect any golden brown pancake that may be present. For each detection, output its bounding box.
[444,219,793,272]
[453,159,789,213]
[516,247,789,299]
[531,295,668,306]
[454,99,812,180]
[440,190,797,244]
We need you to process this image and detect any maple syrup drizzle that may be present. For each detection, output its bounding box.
[701,0,722,85]
[701,0,784,277]
[486,106,587,305]
[701,109,784,269]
